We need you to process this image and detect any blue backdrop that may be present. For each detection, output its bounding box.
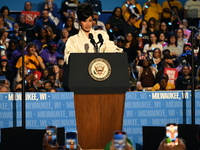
[0,91,199,150]
[0,0,187,12]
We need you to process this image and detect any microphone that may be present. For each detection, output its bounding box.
[84,43,89,53]
[97,34,104,49]
[89,33,98,53]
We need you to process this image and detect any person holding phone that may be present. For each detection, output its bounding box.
[158,138,186,150]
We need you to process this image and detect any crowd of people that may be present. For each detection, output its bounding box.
[0,0,200,92]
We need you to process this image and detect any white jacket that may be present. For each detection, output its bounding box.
[64,28,122,63]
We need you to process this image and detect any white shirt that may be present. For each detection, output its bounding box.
[64,28,122,63]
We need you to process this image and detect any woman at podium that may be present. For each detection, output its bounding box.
[64,3,123,63]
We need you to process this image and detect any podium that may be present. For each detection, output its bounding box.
[63,53,130,148]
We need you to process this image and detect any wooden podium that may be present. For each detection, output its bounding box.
[63,53,130,149]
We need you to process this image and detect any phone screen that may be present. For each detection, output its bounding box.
[46,126,57,146]
[166,124,178,146]
[66,131,78,149]
[114,131,127,150]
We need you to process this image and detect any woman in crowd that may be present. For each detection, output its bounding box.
[0,13,10,29]
[175,65,192,90]
[57,28,69,55]
[137,20,149,50]
[157,32,168,48]
[106,7,125,40]
[147,17,159,34]
[33,27,52,52]
[123,32,139,63]
[135,58,158,91]
[0,6,15,23]
[163,33,182,57]
[62,16,79,37]
[176,28,188,50]
[40,42,60,67]
[151,48,163,70]
[158,22,170,41]
[143,32,163,59]
[52,64,63,88]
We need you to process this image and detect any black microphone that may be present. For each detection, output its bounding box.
[98,34,104,48]
[89,33,98,53]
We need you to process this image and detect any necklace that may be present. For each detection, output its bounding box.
[144,68,149,75]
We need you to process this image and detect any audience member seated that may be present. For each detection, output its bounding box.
[135,58,158,91]
[136,20,149,50]
[15,42,45,71]
[44,25,56,42]
[0,27,10,50]
[155,54,178,83]
[143,33,163,59]
[121,0,142,29]
[45,74,58,88]
[59,0,80,22]
[51,64,63,88]
[158,22,170,42]
[57,28,69,55]
[176,28,188,50]
[175,65,192,90]
[12,66,28,91]
[115,35,125,48]
[158,32,168,48]
[163,33,182,57]
[23,1,33,11]
[93,11,107,32]
[6,39,18,60]
[158,138,186,150]
[123,32,139,63]
[184,0,200,27]
[0,55,13,87]
[152,73,175,91]
[56,55,65,70]
[106,7,125,40]
[147,17,159,34]
[0,13,10,29]
[33,27,52,52]
[40,68,49,81]
[180,19,191,40]
[122,14,138,36]
[68,10,79,29]
[40,0,59,26]
[34,9,57,38]
[40,42,59,67]
[143,0,162,21]
[0,6,15,28]
[151,48,163,70]
[62,16,79,37]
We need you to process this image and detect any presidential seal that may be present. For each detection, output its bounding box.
[88,58,111,81]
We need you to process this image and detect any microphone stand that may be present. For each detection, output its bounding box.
[191,28,195,126]
[21,26,27,129]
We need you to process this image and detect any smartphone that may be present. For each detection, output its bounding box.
[114,131,127,150]
[166,123,178,146]
[46,126,57,147]
[66,131,78,150]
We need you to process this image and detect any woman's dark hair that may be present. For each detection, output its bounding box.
[0,6,10,16]
[149,32,158,47]
[76,3,93,21]
[26,42,38,51]
[124,32,138,48]
[168,33,178,47]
